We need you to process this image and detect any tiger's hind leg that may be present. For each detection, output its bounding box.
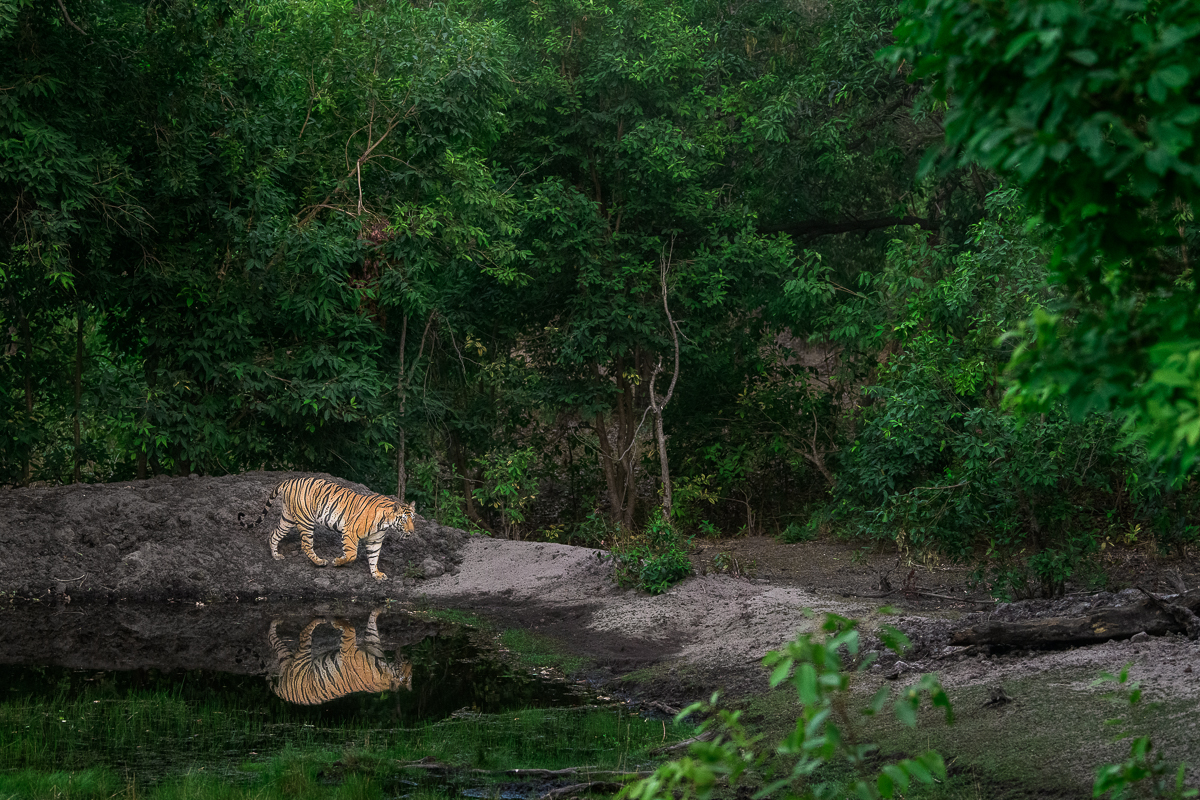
[267,516,296,561]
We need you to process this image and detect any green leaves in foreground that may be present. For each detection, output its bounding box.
[1091,666,1198,799]
[620,613,953,800]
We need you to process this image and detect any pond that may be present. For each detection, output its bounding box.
[0,602,688,800]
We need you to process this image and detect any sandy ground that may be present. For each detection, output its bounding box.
[416,539,884,693]
[416,539,1200,701]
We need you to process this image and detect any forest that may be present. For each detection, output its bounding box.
[3,0,1199,599]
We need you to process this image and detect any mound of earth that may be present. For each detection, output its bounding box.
[0,472,466,602]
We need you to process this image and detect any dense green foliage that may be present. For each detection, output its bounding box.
[3,0,1198,591]
[891,0,1200,467]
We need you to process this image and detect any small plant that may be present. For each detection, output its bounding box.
[611,510,693,594]
[1093,666,1197,799]
[536,523,566,543]
[473,447,539,540]
[710,552,756,578]
[670,473,721,533]
[780,520,818,544]
[573,509,619,548]
[619,613,953,800]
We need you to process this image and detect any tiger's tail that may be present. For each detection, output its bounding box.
[239,483,285,530]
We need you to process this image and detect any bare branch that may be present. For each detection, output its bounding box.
[55,0,87,35]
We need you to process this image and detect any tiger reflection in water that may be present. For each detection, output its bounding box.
[268,608,413,705]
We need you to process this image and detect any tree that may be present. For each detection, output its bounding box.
[890,0,1200,469]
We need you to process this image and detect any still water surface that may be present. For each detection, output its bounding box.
[0,602,600,786]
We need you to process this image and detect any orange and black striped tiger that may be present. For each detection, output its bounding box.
[239,477,416,581]
[268,610,413,705]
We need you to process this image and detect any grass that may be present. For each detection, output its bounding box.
[725,663,1200,800]
[417,607,489,629]
[499,629,588,675]
[1,674,692,800]
[419,606,592,676]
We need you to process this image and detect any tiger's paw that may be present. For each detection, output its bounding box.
[271,552,285,561]
[372,571,388,582]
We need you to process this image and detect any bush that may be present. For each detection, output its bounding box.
[780,520,819,544]
[831,190,1162,587]
[611,510,693,594]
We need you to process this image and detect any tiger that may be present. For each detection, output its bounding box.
[239,477,416,581]
[267,609,413,705]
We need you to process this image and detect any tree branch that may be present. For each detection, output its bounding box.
[55,0,87,35]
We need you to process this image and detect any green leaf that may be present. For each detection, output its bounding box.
[893,698,917,727]
[1003,31,1040,63]
[1155,64,1190,89]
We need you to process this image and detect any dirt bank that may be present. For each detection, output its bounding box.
[0,472,466,602]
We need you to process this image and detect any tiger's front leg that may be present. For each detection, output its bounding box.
[332,533,359,567]
[299,522,328,566]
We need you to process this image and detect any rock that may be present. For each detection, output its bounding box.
[421,557,444,578]
[1130,631,1151,643]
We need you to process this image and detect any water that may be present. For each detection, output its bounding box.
[0,602,634,794]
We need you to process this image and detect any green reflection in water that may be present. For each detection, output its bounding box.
[0,626,692,799]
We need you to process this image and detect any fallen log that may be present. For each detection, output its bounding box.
[949,589,1200,648]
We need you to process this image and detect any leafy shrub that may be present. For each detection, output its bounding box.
[611,511,693,594]
[571,509,620,548]
[780,520,819,544]
[473,448,539,539]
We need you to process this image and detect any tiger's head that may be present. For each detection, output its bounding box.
[391,660,414,691]
[383,500,417,536]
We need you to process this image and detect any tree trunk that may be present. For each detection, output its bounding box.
[142,352,158,478]
[594,410,623,525]
[72,305,83,484]
[594,352,657,530]
[649,247,680,519]
[397,315,408,502]
[652,405,671,517]
[18,303,33,485]
[449,430,484,527]
[614,361,638,530]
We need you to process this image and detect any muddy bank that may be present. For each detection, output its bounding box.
[0,472,466,602]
